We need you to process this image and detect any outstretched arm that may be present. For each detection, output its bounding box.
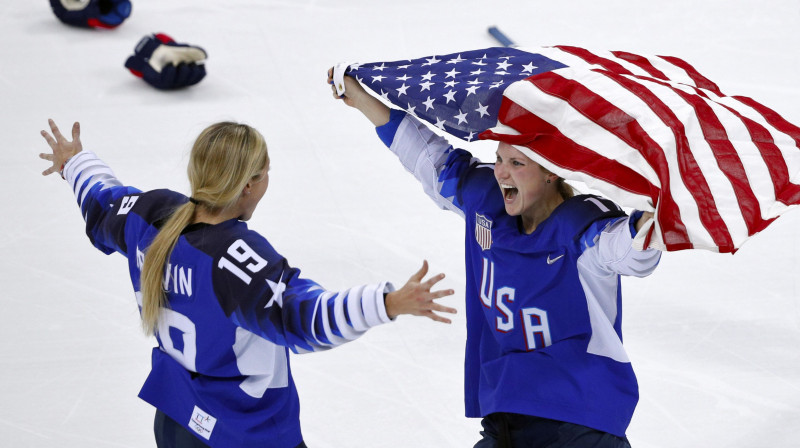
[326,65,475,218]
[221,251,458,354]
[37,119,138,256]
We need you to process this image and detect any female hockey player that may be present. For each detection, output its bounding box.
[328,70,661,448]
[38,119,456,448]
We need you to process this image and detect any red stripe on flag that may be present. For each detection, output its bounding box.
[657,55,722,95]
[483,99,655,197]
[730,96,800,206]
[555,46,634,75]
[723,100,800,206]
[524,71,694,250]
[665,84,766,237]
[733,95,800,147]
[711,103,798,226]
[597,70,736,251]
[478,97,692,243]
[611,51,669,80]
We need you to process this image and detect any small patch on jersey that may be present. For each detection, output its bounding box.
[475,213,493,251]
[189,405,217,440]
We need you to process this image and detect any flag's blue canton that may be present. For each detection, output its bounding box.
[350,47,568,141]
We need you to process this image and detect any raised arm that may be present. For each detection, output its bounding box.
[39,119,140,255]
[213,235,456,354]
[328,68,487,218]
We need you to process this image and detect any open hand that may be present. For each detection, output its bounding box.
[385,260,457,324]
[39,119,82,177]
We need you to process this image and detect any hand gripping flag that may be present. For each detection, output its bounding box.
[343,46,800,253]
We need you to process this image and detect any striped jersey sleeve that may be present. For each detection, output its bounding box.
[210,230,395,354]
[62,151,141,255]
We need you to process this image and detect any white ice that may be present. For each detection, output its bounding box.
[3,1,800,447]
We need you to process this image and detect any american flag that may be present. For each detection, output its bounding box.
[347,46,800,253]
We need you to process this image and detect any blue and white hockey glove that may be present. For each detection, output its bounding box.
[124,34,207,90]
[49,0,131,29]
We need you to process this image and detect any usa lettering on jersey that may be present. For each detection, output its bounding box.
[480,257,552,350]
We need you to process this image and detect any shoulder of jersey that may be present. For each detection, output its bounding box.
[126,189,189,225]
[550,194,626,241]
[196,220,280,267]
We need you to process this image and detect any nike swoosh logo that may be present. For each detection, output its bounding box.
[546,254,564,265]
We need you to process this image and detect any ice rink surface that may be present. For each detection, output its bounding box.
[3,1,800,447]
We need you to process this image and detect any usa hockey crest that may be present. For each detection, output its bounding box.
[475,213,493,250]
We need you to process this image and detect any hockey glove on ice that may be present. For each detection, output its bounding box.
[49,0,131,29]
[124,34,207,90]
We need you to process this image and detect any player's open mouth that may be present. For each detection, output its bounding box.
[501,184,518,201]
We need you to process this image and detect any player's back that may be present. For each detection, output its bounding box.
[125,189,303,447]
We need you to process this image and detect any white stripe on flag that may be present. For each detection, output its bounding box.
[642,76,751,247]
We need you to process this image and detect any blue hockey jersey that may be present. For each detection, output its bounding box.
[62,151,395,447]
[377,111,661,437]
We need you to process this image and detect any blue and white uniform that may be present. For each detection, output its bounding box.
[376,110,661,438]
[63,152,395,448]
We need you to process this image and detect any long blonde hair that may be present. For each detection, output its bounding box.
[139,122,269,335]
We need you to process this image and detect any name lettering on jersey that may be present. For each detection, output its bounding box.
[117,195,139,215]
[475,213,493,251]
[480,256,553,350]
[162,263,194,297]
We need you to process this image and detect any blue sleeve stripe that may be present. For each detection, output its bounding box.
[342,296,353,327]
[375,109,407,147]
[327,299,342,338]
[76,176,93,207]
[580,217,629,250]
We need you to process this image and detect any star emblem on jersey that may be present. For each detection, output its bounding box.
[546,253,565,265]
[265,277,286,308]
[475,213,493,250]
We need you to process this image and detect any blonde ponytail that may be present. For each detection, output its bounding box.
[138,122,268,336]
[140,203,196,335]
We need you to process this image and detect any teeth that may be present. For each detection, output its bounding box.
[500,184,516,190]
